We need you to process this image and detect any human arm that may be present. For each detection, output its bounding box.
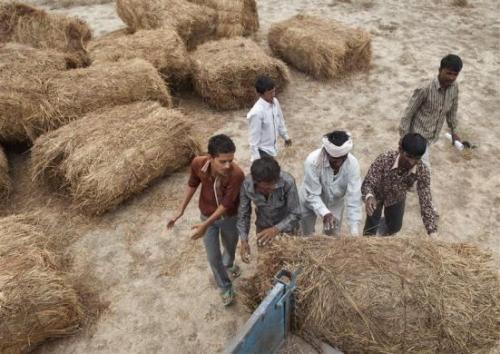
[167,160,200,228]
[361,155,386,216]
[345,159,363,236]
[399,87,427,137]
[416,166,439,235]
[190,204,227,240]
[275,176,301,233]
[275,100,291,143]
[446,87,460,142]
[248,112,262,161]
[237,182,252,262]
[302,155,330,218]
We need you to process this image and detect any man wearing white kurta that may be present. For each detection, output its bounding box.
[299,131,363,236]
[247,76,291,162]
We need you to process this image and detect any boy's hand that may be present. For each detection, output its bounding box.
[240,240,251,263]
[285,139,292,147]
[166,211,183,229]
[257,226,279,246]
[190,223,208,240]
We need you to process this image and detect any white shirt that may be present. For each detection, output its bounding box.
[246,97,289,161]
[299,149,363,235]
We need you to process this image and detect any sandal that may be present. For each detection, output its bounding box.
[221,287,235,307]
[226,264,241,279]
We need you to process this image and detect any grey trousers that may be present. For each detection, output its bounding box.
[201,215,239,292]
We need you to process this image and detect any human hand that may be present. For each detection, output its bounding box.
[365,196,377,217]
[285,139,292,147]
[166,211,183,229]
[190,223,208,240]
[256,226,279,246]
[323,213,336,236]
[240,240,251,263]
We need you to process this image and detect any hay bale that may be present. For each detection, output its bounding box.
[268,14,372,80]
[191,37,289,110]
[89,28,191,89]
[0,59,172,144]
[243,236,500,353]
[187,0,259,37]
[0,2,91,66]
[0,214,85,353]
[0,145,11,197]
[115,0,217,49]
[31,101,200,215]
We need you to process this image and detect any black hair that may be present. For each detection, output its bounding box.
[251,156,280,183]
[440,54,463,73]
[325,130,349,147]
[255,75,275,94]
[207,134,236,156]
[401,133,427,157]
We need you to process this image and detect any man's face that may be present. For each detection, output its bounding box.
[210,153,234,177]
[255,180,277,196]
[398,149,421,171]
[438,68,459,88]
[328,155,347,173]
[262,88,276,103]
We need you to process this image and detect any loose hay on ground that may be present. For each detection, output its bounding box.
[0,59,172,144]
[116,0,217,49]
[268,14,372,80]
[31,101,200,215]
[241,236,500,354]
[0,1,91,66]
[0,214,85,353]
[89,28,191,89]
[0,145,11,197]
[187,0,258,38]
[191,37,289,110]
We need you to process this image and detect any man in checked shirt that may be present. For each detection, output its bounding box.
[362,133,438,237]
[399,54,463,169]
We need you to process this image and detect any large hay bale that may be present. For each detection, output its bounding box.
[187,0,259,38]
[0,214,85,353]
[0,59,172,144]
[0,2,91,66]
[0,145,11,197]
[31,101,200,215]
[243,236,500,353]
[268,14,372,80]
[89,28,191,89]
[116,0,217,49]
[191,37,289,110]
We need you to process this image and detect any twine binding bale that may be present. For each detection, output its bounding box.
[0,145,11,197]
[191,37,289,110]
[187,0,259,38]
[0,1,91,67]
[0,59,172,144]
[116,0,217,49]
[89,28,191,90]
[31,101,200,215]
[242,236,500,354]
[0,214,85,353]
[268,14,372,80]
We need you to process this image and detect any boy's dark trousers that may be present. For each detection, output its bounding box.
[363,199,405,236]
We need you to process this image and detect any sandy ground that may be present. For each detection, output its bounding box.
[4,0,500,353]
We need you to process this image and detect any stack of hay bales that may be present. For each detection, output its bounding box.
[0,1,92,67]
[187,0,259,38]
[89,28,192,89]
[268,14,372,80]
[31,101,200,215]
[0,214,85,353]
[0,145,11,197]
[191,37,289,110]
[116,0,217,49]
[242,236,500,353]
[0,59,171,144]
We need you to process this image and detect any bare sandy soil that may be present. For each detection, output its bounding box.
[5,0,500,353]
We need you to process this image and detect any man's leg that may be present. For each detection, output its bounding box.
[382,199,406,236]
[219,216,239,269]
[203,220,232,291]
[363,203,383,236]
[300,207,317,236]
[258,149,273,159]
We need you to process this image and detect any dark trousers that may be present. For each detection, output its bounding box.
[258,149,273,159]
[363,199,405,236]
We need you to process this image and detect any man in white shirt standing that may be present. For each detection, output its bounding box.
[247,75,292,161]
[299,131,363,236]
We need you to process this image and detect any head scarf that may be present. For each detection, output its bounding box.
[322,132,353,158]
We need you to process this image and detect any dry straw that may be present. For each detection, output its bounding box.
[31,101,200,215]
[242,236,500,353]
[0,59,172,144]
[0,2,91,66]
[191,37,289,110]
[116,0,217,49]
[187,0,259,38]
[268,14,372,80]
[0,145,11,197]
[89,28,192,89]
[0,214,85,353]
